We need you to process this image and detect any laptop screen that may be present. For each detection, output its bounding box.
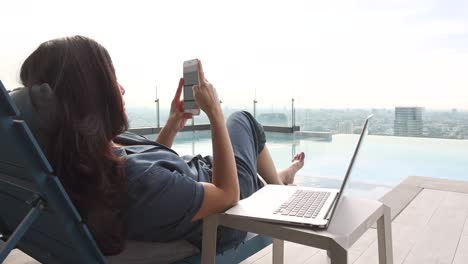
[325,114,373,223]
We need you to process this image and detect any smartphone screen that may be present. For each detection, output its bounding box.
[183,59,200,114]
[183,71,197,101]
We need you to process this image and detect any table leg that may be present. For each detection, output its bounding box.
[377,205,394,264]
[329,243,347,264]
[272,239,284,264]
[201,215,219,264]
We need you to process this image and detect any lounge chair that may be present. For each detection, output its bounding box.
[0,80,271,264]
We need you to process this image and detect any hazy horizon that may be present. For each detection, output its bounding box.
[125,105,467,112]
[1,0,467,110]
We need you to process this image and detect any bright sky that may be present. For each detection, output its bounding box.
[1,0,467,110]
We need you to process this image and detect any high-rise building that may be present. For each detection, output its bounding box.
[337,121,354,134]
[394,107,423,137]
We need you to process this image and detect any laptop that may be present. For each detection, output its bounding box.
[225,115,373,228]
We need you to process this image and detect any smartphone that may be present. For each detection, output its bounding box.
[183,59,201,115]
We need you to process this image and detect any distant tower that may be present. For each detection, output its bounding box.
[394,107,423,137]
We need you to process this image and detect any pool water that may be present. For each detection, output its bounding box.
[146,131,468,200]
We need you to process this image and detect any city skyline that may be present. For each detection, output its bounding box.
[1,0,467,109]
[125,105,468,139]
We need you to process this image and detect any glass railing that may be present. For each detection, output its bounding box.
[255,98,294,127]
[126,93,298,130]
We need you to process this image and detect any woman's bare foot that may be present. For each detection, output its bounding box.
[278,152,305,185]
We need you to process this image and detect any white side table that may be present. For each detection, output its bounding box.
[201,196,393,264]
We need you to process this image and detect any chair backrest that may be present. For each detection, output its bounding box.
[0,81,106,263]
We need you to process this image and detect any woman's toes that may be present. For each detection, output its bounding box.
[292,153,299,162]
[292,152,303,162]
[281,152,306,185]
[293,152,305,171]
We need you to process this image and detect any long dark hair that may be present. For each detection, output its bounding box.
[20,36,129,255]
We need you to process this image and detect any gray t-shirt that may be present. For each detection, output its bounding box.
[114,133,211,246]
[9,85,253,251]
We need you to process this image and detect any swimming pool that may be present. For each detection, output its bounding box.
[145,131,468,200]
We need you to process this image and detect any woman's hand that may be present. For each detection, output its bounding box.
[192,60,222,121]
[156,78,192,147]
[167,78,193,131]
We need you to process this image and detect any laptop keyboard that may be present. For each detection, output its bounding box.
[273,190,330,218]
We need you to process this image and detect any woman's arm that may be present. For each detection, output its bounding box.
[192,60,239,221]
[156,118,182,148]
[156,78,192,148]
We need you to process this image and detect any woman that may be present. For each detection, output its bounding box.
[16,36,305,256]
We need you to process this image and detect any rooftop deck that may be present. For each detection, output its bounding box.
[5,176,468,264]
